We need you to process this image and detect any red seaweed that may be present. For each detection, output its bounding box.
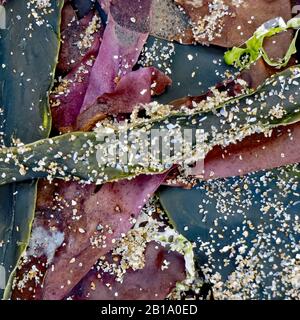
[77,66,172,131]
[69,241,185,300]
[81,0,152,110]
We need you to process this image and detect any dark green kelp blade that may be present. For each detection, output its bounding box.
[155,20,300,299]
[0,0,62,298]
[0,66,300,186]
[159,164,300,299]
[141,36,234,104]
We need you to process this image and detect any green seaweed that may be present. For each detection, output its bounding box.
[141,36,234,104]
[159,164,300,299]
[0,0,62,298]
[224,16,300,70]
[0,66,299,186]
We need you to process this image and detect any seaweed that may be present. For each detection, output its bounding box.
[159,164,300,299]
[0,0,62,298]
[0,66,300,186]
